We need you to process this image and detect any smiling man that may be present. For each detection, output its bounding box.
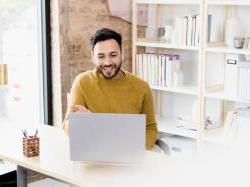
[63,28,158,150]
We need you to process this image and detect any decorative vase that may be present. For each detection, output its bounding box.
[225,8,245,47]
[173,69,183,87]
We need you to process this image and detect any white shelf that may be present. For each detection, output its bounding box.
[158,117,198,139]
[136,39,200,51]
[203,128,226,145]
[207,0,250,6]
[136,0,201,5]
[205,90,250,104]
[151,85,198,96]
[206,46,250,54]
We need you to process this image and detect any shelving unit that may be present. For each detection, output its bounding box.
[132,0,203,142]
[202,0,250,145]
[132,0,250,148]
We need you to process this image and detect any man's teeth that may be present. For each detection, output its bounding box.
[104,67,112,70]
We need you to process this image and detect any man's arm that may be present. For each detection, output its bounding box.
[62,77,88,134]
[141,86,158,150]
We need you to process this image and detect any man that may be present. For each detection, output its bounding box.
[63,28,158,150]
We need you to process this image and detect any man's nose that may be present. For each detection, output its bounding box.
[103,57,112,66]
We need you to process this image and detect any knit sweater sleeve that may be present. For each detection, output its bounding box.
[141,86,158,150]
[62,76,86,134]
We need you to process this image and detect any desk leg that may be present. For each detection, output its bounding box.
[17,166,27,187]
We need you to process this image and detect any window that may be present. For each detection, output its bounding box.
[0,0,52,126]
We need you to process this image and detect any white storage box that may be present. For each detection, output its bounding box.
[237,62,250,101]
[224,54,246,98]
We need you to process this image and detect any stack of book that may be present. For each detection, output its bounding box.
[135,53,180,87]
[171,14,211,46]
[172,14,199,46]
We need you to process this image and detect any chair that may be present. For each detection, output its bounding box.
[155,132,170,155]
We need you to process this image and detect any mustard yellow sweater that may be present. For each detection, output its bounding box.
[63,68,158,150]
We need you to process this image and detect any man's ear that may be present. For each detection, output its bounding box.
[91,50,95,64]
[121,51,124,62]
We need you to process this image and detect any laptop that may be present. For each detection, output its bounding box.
[68,112,146,164]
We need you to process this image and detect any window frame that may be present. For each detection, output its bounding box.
[40,0,53,125]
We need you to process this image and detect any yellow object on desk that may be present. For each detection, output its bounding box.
[0,64,8,85]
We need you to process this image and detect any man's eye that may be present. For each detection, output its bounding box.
[98,56,104,59]
[111,54,117,57]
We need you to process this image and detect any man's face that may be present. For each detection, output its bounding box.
[92,39,122,79]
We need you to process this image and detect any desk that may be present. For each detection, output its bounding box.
[0,124,183,187]
[1,124,248,187]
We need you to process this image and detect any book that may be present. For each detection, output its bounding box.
[158,55,162,86]
[137,54,143,80]
[195,14,200,46]
[191,15,197,46]
[142,53,148,82]
[187,15,193,46]
[149,54,154,85]
[135,54,139,76]
[154,55,158,86]
[207,14,212,42]
[183,16,188,46]
[161,55,166,86]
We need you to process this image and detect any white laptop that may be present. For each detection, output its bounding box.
[68,113,146,164]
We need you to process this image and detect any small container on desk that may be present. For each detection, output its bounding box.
[22,136,40,157]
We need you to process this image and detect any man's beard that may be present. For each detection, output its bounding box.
[97,62,122,79]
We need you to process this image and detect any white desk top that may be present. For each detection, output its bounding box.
[0,124,180,187]
[1,124,249,187]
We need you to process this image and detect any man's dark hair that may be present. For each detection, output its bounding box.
[90,28,122,50]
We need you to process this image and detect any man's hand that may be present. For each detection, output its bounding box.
[70,105,91,113]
